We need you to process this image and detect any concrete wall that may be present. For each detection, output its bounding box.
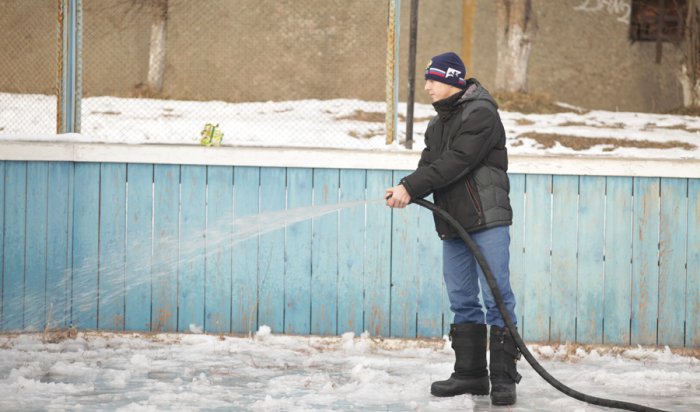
[471,0,684,112]
[0,0,686,111]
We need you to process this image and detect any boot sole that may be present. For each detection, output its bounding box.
[490,394,516,406]
[431,390,490,397]
[431,387,490,397]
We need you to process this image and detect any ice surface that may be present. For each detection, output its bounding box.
[0,329,697,411]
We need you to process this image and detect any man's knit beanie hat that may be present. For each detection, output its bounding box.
[424,52,467,89]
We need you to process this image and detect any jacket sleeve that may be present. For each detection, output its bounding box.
[401,107,498,199]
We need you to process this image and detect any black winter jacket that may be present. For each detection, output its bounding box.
[401,80,512,239]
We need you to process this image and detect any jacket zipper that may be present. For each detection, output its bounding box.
[466,179,484,223]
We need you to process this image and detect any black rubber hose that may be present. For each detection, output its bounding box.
[410,197,668,412]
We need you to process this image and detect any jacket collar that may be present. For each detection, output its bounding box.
[432,89,465,122]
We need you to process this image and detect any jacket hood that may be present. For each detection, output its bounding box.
[458,79,499,110]
[431,79,498,122]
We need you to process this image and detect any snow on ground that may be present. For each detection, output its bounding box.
[1,92,699,160]
[0,328,698,411]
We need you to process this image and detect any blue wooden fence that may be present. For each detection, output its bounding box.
[1,160,699,348]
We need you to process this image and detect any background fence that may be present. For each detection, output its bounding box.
[0,157,698,348]
[1,0,411,147]
[0,1,58,135]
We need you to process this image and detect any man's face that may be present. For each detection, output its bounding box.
[424,79,461,102]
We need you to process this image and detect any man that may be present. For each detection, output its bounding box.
[385,52,520,406]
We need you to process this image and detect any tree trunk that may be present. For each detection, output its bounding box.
[494,0,537,93]
[146,0,168,95]
[679,0,700,107]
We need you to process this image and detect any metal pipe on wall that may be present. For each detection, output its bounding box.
[57,0,82,134]
[385,0,401,145]
[405,0,419,150]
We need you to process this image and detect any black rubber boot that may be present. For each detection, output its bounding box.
[489,325,522,406]
[431,323,490,397]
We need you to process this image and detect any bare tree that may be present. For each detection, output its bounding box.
[678,0,700,107]
[145,0,168,95]
[494,0,537,93]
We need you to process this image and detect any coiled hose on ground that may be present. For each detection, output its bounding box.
[410,197,668,412]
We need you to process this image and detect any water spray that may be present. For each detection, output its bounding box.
[407,197,668,412]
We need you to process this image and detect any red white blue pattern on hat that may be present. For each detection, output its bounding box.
[427,67,466,85]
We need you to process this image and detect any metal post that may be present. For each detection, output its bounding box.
[462,0,476,77]
[57,0,82,134]
[656,0,665,63]
[385,0,401,145]
[406,0,418,150]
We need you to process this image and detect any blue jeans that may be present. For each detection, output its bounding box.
[442,225,517,328]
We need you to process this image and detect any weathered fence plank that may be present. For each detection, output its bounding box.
[46,162,72,329]
[285,168,313,334]
[72,162,100,329]
[687,179,700,347]
[364,170,392,337]
[338,168,366,335]
[417,194,444,338]
[523,174,552,342]
[577,176,606,344]
[632,177,660,345]
[232,166,259,334]
[550,175,578,343]
[25,162,48,330]
[179,165,206,332]
[390,170,419,338]
[1,162,25,330]
[658,178,688,347]
[258,167,286,333]
[311,168,339,336]
[284,168,313,334]
[125,164,153,331]
[0,162,4,328]
[603,176,633,345]
[206,166,234,333]
[98,163,127,331]
[152,164,180,332]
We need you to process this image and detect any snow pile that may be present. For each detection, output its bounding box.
[1,92,699,160]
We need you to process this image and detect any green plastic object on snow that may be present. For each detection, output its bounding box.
[200,123,224,146]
